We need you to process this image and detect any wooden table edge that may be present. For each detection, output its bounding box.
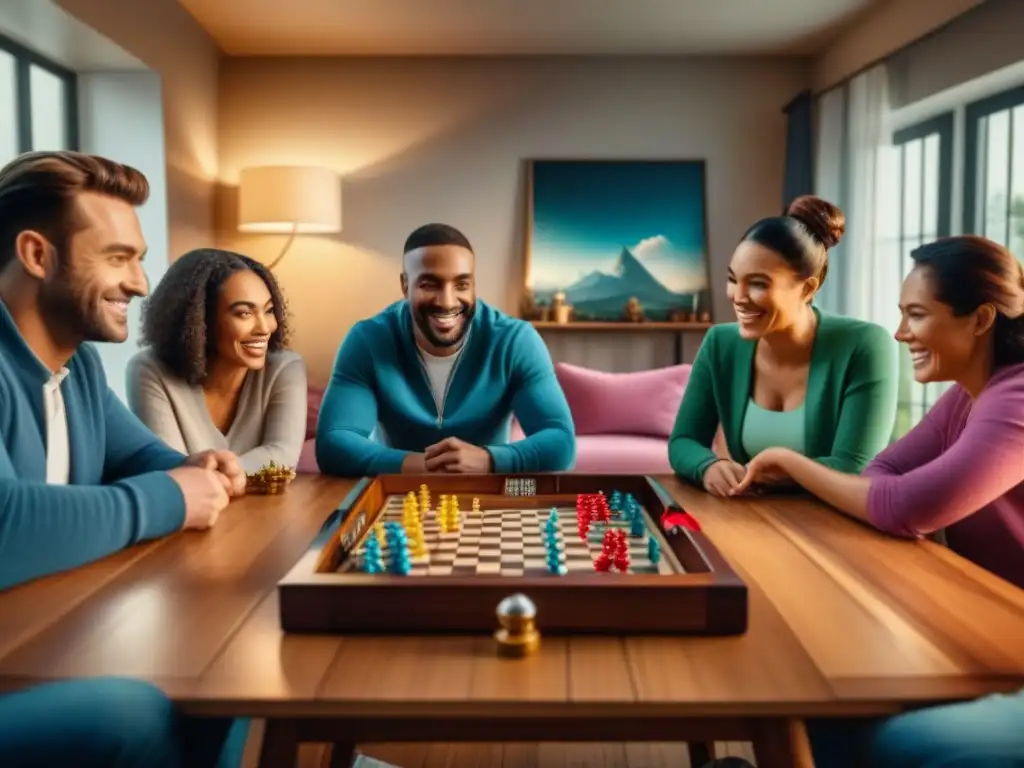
[169,698,905,720]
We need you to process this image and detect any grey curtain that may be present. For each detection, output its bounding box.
[782,90,815,211]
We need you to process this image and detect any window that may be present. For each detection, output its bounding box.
[0,34,77,166]
[964,84,1024,256]
[887,113,955,438]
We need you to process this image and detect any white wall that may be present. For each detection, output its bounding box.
[77,71,169,399]
[55,0,220,257]
[215,56,809,381]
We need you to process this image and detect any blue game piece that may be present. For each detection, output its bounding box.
[384,521,411,575]
[362,534,385,573]
[545,538,566,575]
[610,490,622,512]
[629,508,645,537]
[543,520,560,545]
[648,536,661,564]
[544,509,559,532]
[542,516,566,575]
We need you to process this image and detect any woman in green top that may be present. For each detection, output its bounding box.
[669,195,898,496]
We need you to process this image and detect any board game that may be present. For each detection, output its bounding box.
[277,473,748,635]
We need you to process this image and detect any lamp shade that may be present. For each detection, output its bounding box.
[237,165,341,234]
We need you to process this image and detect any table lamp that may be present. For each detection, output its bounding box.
[237,165,342,268]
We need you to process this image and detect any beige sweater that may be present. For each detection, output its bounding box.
[125,349,308,473]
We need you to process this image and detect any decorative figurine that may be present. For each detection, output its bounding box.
[551,291,573,324]
[624,296,645,322]
[494,593,540,658]
[245,461,296,494]
[520,288,539,320]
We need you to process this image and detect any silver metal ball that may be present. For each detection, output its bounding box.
[497,593,536,619]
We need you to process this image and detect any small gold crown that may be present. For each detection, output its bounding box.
[246,461,296,494]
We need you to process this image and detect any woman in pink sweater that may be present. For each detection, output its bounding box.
[737,234,1024,767]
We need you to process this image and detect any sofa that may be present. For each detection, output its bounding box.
[298,361,692,474]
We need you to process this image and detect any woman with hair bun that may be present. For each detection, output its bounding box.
[738,234,1024,587]
[669,195,898,496]
[737,235,1024,768]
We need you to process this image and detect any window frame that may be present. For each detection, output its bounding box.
[892,111,955,244]
[888,111,955,438]
[962,83,1024,236]
[0,32,79,154]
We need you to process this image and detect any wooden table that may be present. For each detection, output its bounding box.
[1,475,1022,768]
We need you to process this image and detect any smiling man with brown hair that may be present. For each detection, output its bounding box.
[0,150,247,767]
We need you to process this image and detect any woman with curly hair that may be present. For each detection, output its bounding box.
[126,248,307,474]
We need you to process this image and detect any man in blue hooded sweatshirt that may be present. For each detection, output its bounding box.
[0,150,247,767]
[316,223,575,476]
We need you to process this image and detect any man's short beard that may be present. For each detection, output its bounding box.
[37,255,109,343]
[414,301,474,348]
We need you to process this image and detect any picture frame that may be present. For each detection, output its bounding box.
[521,159,712,324]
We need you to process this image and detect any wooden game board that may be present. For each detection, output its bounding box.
[362,495,680,577]
[277,473,748,635]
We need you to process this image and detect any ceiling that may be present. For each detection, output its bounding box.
[0,0,145,70]
[176,0,884,56]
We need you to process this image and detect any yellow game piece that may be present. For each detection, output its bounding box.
[401,502,422,546]
[440,496,453,533]
[449,497,461,532]
[373,522,385,546]
[408,514,427,556]
[472,497,481,514]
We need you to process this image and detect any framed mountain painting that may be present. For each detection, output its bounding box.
[522,159,711,323]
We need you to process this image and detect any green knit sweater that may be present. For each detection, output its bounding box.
[668,307,899,486]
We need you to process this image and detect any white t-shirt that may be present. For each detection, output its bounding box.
[419,348,459,413]
[43,368,70,484]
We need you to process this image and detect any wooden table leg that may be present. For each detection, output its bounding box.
[328,742,357,768]
[258,719,300,768]
[751,718,814,768]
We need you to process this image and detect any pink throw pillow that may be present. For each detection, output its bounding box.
[555,362,690,438]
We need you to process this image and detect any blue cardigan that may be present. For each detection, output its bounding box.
[0,299,188,590]
[315,300,576,476]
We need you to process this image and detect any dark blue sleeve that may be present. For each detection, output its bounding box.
[485,324,575,472]
[101,384,187,481]
[0,438,185,590]
[315,323,409,476]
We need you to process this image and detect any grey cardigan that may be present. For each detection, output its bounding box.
[125,349,308,473]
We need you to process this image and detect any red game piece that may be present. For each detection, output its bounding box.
[613,530,630,572]
[661,509,701,533]
[601,529,617,552]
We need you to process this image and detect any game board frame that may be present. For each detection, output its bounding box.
[277,474,748,635]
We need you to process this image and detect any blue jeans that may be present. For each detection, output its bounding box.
[0,677,249,768]
[809,688,1024,767]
